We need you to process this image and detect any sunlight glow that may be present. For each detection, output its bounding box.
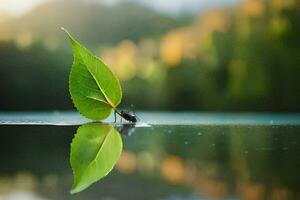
[0,0,239,16]
[0,0,48,16]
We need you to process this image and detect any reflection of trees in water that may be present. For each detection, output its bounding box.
[117,125,300,199]
[0,125,300,199]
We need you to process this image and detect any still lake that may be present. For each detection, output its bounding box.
[0,112,300,200]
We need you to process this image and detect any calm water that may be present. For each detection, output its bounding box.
[0,112,300,200]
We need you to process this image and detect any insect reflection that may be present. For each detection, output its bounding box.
[117,123,136,136]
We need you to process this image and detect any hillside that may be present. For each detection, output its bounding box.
[0,0,182,48]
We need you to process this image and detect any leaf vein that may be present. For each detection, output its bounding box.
[86,67,115,108]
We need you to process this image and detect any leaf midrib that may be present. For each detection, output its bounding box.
[65,28,116,109]
[86,95,110,106]
[75,42,115,109]
[86,66,115,108]
[93,127,112,164]
[78,126,113,181]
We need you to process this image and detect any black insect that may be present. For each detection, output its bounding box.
[114,110,137,123]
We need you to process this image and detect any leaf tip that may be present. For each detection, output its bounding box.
[61,27,70,36]
[70,182,85,195]
[70,189,77,195]
[70,183,80,194]
[61,27,77,48]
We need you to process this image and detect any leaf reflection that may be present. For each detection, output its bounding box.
[70,124,122,194]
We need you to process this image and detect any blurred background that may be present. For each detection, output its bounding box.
[0,0,299,112]
[1,1,300,199]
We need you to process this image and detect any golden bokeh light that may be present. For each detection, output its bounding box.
[237,181,265,200]
[160,30,184,66]
[101,40,137,81]
[241,0,265,17]
[116,150,137,174]
[196,9,230,33]
[161,155,184,184]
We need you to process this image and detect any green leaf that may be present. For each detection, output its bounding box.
[70,124,123,194]
[62,28,122,120]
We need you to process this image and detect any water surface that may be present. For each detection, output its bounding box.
[0,112,299,200]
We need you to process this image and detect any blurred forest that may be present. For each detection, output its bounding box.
[0,0,299,112]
